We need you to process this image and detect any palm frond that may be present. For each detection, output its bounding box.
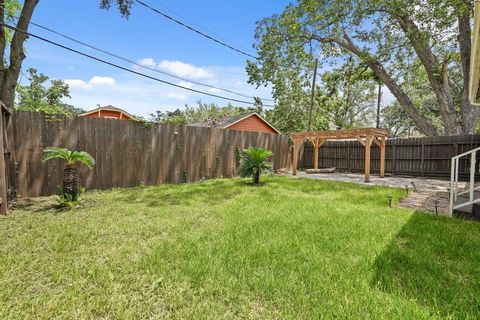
[43,147,95,168]
[42,147,71,162]
[237,147,273,179]
[74,151,95,168]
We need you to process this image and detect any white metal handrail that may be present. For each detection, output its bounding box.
[449,146,480,216]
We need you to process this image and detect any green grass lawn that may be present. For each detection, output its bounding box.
[1,176,479,319]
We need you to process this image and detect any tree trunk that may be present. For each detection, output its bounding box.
[328,34,439,136]
[395,14,458,135]
[253,172,260,185]
[63,164,79,199]
[0,0,40,110]
[458,10,478,134]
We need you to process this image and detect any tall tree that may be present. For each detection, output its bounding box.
[16,68,83,115]
[321,58,377,129]
[247,0,475,136]
[381,102,419,137]
[0,0,133,110]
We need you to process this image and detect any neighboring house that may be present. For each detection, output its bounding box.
[80,105,136,120]
[187,112,281,134]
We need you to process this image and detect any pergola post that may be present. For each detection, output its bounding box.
[380,137,385,178]
[313,139,319,170]
[364,135,371,182]
[292,138,299,175]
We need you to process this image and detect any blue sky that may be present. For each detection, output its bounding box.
[21,0,291,116]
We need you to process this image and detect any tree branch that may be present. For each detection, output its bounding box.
[394,13,457,134]
[1,0,39,109]
[0,0,6,70]
[329,31,438,136]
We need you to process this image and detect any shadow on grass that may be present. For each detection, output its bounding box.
[11,198,61,213]
[108,178,249,208]
[11,196,99,214]
[371,212,480,318]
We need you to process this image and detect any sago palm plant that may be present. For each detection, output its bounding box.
[43,147,95,200]
[237,147,273,185]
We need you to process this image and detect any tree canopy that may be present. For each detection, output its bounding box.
[148,101,263,125]
[16,68,85,115]
[0,0,133,115]
[248,0,475,136]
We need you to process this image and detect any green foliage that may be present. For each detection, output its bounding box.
[321,58,377,129]
[2,0,21,44]
[148,108,187,125]
[99,0,134,17]
[248,0,473,135]
[235,146,242,167]
[61,103,87,116]
[382,102,419,137]
[16,68,84,115]
[43,147,95,168]
[148,101,262,125]
[237,147,273,185]
[55,186,84,207]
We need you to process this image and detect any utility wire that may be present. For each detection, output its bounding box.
[19,19,273,102]
[2,23,274,107]
[135,0,258,59]
[148,0,254,54]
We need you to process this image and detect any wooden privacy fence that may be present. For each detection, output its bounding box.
[14,112,290,197]
[301,134,480,179]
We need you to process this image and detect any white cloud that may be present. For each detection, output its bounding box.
[382,88,397,106]
[208,87,221,93]
[178,81,193,88]
[62,65,273,117]
[89,76,117,86]
[137,58,156,68]
[136,58,213,79]
[158,60,212,79]
[64,79,90,90]
[165,91,188,101]
[65,76,116,90]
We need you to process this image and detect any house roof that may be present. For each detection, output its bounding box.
[187,112,281,134]
[80,105,137,120]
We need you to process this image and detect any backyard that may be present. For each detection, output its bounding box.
[1,176,479,319]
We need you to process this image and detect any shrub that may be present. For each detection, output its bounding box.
[237,147,273,185]
[43,147,95,206]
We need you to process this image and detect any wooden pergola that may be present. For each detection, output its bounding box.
[291,128,389,182]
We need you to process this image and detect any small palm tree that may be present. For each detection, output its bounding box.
[237,147,273,185]
[43,147,95,199]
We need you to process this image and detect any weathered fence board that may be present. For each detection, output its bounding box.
[301,134,480,179]
[14,112,290,197]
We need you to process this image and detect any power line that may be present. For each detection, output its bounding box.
[135,0,258,59]
[2,23,274,108]
[23,19,273,102]
[148,0,254,54]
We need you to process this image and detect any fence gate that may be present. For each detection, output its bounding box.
[0,102,16,214]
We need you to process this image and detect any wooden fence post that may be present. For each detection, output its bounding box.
[421,141,425,177]
[0,109,8,215]
[380,137,385,177]
[392,139,396,176]
[292,138,299,175]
